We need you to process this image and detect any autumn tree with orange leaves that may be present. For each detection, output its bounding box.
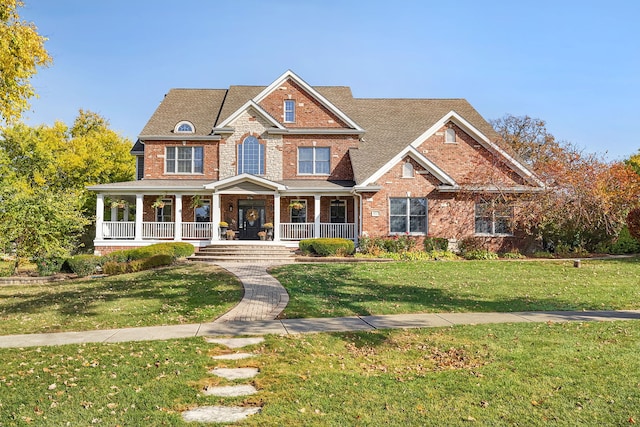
[492,115,640,252]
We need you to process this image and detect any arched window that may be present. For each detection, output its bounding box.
[238,136,265,175]
[175,121,194,133]
[402,161,414,178]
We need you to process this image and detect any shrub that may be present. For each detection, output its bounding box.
[102,261,128,275]
[35,257,64,276]
[458,236,489,254]
[147,242,194,258]
[300,238,355,257]
[463,250,498,260]
[424,237,449,252]
[357,236,385,256]
[102,243,194,264]
[102,254,174,276]
[607,226,640,254]
[102,249,130,264]
[65,254,102,277]
[500,250,526,259]
[532,251,555,259]
[0,262,15,277]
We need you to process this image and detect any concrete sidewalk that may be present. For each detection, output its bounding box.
[1,310,639,348]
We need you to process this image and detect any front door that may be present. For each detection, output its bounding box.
[238,200,265,240]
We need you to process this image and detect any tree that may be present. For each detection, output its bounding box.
[0,0,52,123]
[493,114,640,251]
[0,187,89,272]
[625,151,640,176]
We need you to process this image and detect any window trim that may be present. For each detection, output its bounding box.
[402,161,414,178]
[156,199,173,222]
[284,99,295,123]
[174,121,195,133]
[165,146,204,175]
[445,128,456,144]
[194,199,211,222]
[297,146,331,175]
[388,197,427,235]
[474,200,514,236]
[330,199,347,224]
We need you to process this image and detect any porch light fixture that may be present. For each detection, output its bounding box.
[228,203,233,212]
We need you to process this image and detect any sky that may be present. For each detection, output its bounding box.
[19,0,640,161]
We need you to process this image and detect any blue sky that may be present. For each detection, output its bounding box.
[20,0,640,161]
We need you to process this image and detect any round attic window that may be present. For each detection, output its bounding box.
[175,121,194,133]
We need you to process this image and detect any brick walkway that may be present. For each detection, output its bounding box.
[213,263,290,322]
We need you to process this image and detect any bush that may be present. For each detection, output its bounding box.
[102,254,174,276]
[35,257,65,276]
[424,237,449,252]
[300,238,355,257]
[65,254,102,277]
[102,261,128,275]
[0,262,15,277]
[500,250,526,259]
[102,243,194,264]
[463,250,499,260]
[146,242,194,258]
[532,251,555,259]
[608,226,640,254]
[357,236,385,256]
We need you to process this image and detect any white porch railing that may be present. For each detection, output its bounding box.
[143,222,174,239]
[280,223,314,240]
[102,221,135,239]
[321,223,356,239]
[280,223,356,240]
[182,222,213,240]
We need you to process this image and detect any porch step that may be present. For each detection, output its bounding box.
[188,243,297,263]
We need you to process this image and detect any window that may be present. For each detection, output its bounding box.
[389,198,427,234]
[195,200,211,222]
[238,136,265,175]
[330,200,346,223]
[445,128,456,143]
[156,199,172,222]
[175,121,194,133]
[284,100,295,122]
[290,200,307,223]
[136,156,144,180]
[298,147,330,175]
[166,146,203,174]
[402,161,414,178]
[475,200,513,235]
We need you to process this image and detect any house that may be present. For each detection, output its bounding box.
[88,70,544,255]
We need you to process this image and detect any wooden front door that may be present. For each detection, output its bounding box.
[238,200,265,240]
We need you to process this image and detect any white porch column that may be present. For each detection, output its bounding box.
[314,195,321,238]
[110,206,118,222]
[175,193,183,241]
[135,193,144,241]
[273,192,281,241]
[95,194,104,241]
[211,192,220,241]
[124,205,130,221]
[353,195,359,242]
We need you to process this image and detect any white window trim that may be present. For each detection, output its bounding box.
[238,136,265,175]
[284,99,295,123]
[388,197,427,235]
[402,161,414,178]
[297,147,331,176]
[445,128,457,144]
[474,201,514,237]
[165,146,204,175]
[174,120,195,133]
[194,199,211,222]
[156,199,173,222]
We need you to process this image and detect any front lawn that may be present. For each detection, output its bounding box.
[0,321,638,425]
[270,257,640,318]
[0,263,242,335]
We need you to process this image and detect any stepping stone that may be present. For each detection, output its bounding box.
[203,384,258,397]
[205,337,264,348]
[210,367,259,380]
[212,352,254,360]
[182,406,260,423]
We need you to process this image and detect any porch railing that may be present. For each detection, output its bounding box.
[280,223,356,240]
[182,222,213,240]
[320,223,356,239]
[143,222,174,239]
[102,221,135,239]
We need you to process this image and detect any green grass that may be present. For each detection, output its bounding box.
[0,263,242,334]
[0,321,639,425]
[270,257,640,318]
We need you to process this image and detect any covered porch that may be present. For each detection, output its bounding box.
[90,176,360,253]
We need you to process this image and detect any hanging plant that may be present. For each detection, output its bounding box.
[289,201,304,210]
[110,199,127,209]
[190,195,204,209]
[151,197,166,209]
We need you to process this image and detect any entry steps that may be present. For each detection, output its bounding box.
[188,243,297,263]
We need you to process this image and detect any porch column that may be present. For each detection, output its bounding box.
[175,193,183,241]
[314,195,321,238]
[353,195,359,242]
[135,193,144,241]
[273,192,281,241]
[95,194,104,241]
[124,206,130,221]
[211,192,220,242]
[110,206,118,222]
